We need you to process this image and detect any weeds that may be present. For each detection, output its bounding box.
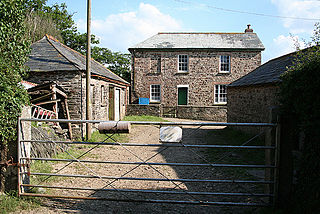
[0,191,41,214]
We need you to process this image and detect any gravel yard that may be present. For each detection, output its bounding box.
[15,118,267,213]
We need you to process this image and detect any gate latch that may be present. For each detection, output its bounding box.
[0,157,29,168]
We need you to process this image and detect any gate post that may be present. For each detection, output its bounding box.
[18,107,32,194]
[0,106,31,193]
[276,114,294,209]
[265,106,279,205]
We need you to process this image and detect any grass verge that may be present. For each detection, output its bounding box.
[123,115,169,122]
[0,191,41,214]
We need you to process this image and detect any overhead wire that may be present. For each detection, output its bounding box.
[174,0,320,21]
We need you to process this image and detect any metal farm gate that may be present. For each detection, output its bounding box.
[17,118,280,209]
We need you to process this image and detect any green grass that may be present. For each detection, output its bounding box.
[88,130,128,143]
[123,115,169,122]
[205,127,265,178]
[0,191,41,214]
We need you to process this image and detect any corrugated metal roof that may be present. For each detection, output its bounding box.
[129,32,264,50]
[26,35,129,85]
[229,51,296,87]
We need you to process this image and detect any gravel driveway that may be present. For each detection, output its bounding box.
[15,118,264,214]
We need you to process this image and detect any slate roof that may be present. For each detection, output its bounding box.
[26,35,129,85]
[129,32,264,50]
[229,51,297,87]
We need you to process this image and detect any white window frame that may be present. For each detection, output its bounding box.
[150,84,161,103]
[178,54,188,73]
[219,55,231,73]
[214,84,227,104]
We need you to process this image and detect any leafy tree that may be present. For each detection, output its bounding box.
[25,12,63,43]
[0,0,31,191]
[280,23,320,213]
[92,47,131,82]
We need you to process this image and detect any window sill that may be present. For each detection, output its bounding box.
[213,103,227,106]
[218,71,230,74]
[176,71,189,74]
[150,101,161,104]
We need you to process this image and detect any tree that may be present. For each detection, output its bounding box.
[92,47,131,82]
[0,0,31,192]
[280,23,320,213]
[25,12,63,43]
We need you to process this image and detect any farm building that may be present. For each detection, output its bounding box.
[25,35,130,136]
[227,51,296,127]
[128,25,264,121]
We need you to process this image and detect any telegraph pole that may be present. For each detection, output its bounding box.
[86,0,92,140]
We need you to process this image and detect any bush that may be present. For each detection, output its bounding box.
[280,38,320,213]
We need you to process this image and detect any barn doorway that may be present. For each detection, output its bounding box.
[108,86,121,121]
[114,88,120,121]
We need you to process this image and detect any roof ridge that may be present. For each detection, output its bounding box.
[158,32,247,35]
[45,35,82,70]
[45,35,129,84]
[264,50,297,64]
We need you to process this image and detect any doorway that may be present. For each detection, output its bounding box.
[178,86,188,105]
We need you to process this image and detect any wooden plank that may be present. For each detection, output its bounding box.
[30,92,55,103]
[52,87,67,98]
[35,99,61,106]
[64,99,73,140]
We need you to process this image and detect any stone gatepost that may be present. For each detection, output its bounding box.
[0,106,31,193]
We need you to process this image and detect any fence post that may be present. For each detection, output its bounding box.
[265,106,279,204]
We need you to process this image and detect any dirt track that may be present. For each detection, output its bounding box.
[15,118,264,214]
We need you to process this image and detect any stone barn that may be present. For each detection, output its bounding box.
[227,51,296,128]
[128,25,264,121]
[26,35,130,136]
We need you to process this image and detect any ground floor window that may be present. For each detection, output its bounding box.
[150,84,161,102]
[214,85,227,104]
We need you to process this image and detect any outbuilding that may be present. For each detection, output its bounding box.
[25,35,130,136]
[227,51,296,128]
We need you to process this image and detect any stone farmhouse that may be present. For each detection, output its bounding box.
[227,51,296,130]
[25,35,130,136]
[128,25,264,121]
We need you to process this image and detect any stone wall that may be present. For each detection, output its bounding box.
[227,85,280,133]
[176,105,227,122]
[131,50,262,106]
[126,104,227,122]
[126,104,161,117]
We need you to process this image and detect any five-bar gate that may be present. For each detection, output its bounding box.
[17,118,279,208]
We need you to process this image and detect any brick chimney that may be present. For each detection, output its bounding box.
[245,24,253,33]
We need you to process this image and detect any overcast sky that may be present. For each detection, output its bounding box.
[47,0,320,63]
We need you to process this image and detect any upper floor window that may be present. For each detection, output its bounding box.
[220,55,230,73]
[214,84,227,104]
[151,54,161,73]
[150,84,161,102]
[178,55,188,72]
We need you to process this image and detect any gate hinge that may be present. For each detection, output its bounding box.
[0,157,29,168]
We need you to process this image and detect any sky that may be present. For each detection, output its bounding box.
[46,0,320,63]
